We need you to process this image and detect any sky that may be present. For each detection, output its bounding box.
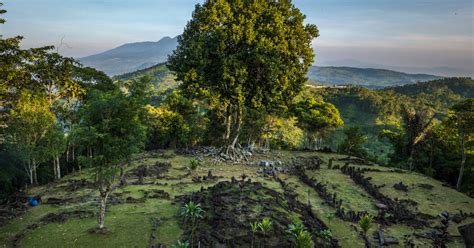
[1,0,473,75]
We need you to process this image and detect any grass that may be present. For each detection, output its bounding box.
[1,150,472,248]
[365,171,474,216]
[307,168,378,215]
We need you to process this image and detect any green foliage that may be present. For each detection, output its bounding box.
[146,90,203,149]
[168,0,318,146]
[324,213,335,227]
[250,222,259,234]
[5,92,57,184]
[258,218,272,235]
[180,201,205,224]
[358,214,373,236]
[287,222,314,248]
[171,240,189,248]
[114,63,178,93]
[319,229,332,241]
[188,159,200,171]
[444,98,474,191]
[338,127,368,158]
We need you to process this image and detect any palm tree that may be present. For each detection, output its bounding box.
[180,201,205,247]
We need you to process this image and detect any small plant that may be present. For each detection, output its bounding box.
[250,221,259,248]
[358,214,373,237]
[294,230,314,248]
[287,222,314,248]
[180,201,205,223]
[171,240,189,248]
[180,201,204,247]
[324,212,335,227]
[188,158,200,170]
[287,222,306,237]
[258,217,272,235]
[319,229,332,241]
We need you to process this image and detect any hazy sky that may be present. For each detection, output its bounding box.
[1,0,473,73]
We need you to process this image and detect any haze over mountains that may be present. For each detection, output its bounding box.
[80,36,444,87]
[80,36,178,76]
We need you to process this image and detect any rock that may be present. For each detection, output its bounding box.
[458,222,474,247]
[376,203,389,209]
[393,181,408,192]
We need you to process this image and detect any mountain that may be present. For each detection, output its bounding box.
[79,36,178,76]
[308,66,442,88]
[317,59,473,77]
[115,63,443,91]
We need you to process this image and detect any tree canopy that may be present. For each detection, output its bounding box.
[168,0,318,155]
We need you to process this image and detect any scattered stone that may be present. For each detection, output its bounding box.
[458,222,474,247]
[393,182,408,192]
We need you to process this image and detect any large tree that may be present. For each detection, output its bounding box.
[168,0,318,157]
[5,92,57,185]
[292,96,343,150]
[76,78,149,230]
[445,99,474,191]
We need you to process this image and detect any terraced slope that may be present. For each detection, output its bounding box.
[0,150,472,247]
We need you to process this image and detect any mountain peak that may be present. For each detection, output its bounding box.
[79,37,178,76]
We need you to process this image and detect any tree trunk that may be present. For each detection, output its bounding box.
[456,131,466,191]
[227,106,243,151]
[98,192,109,229]
[72,143,75,162]
[224,105,232,144]
[32,159,38,185]
[56,155,61,179]
[53,158,57,179]
[28,161,34,185]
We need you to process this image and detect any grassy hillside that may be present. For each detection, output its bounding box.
[113,63,179,93]
[1,150,472,247]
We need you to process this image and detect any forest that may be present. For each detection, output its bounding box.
[0,1,473,247]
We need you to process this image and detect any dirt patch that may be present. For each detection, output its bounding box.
[63,179,95,192]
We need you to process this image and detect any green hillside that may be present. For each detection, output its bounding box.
[307,66,442,88]
[113,63,179,93]
[1,150,472,247]
[113,63,445,91]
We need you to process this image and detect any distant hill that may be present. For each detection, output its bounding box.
[79,37,178,76]
[113,63,178,93]
[308,66,442,88]
[82,38,443,87]
[307,77,473,162]
[114,62,443,91]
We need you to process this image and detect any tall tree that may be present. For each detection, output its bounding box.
[338,126,368,158]
[168,0,318,158]
[445,99,474,191]
[292,96,343,149]
[5,92,56,185]
[77,81,148,230]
